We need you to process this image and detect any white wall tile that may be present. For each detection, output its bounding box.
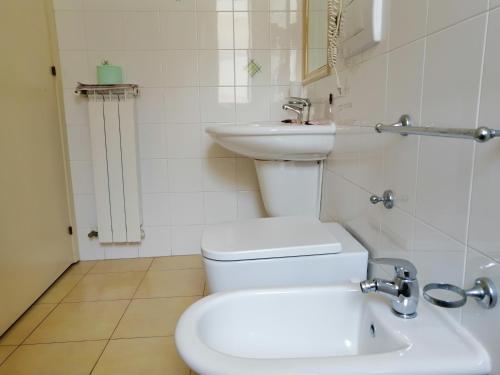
[161,0,196,11]
[271,0,301,11]
[235,50,271,86]
[139,226,171,257]
[126,51,164,87]
[136,88,166,123]
[462,248,500,373]
[416,138,474,243]
[468,10,500,262]
[235,86,271,123]
[427,0,488,34]
[55,11,86,50]
[59,51,89,89]
[236,158,259,190]
[84,12,125,50]
[123,12,161,50]
[63,90,89,125]
[492,0,500,9]
[270,49,301,84]
[200,87,236,123]
[70,161,94,194]
[197,0,233,11]
[421,16,486,130]
[169,192,204,225]
[270,12,301,49]
[164,50,199,87]
[67,125,91,161]
[389,0,428,50]
[234,0,269,11]
[142,193,170,226]
[168,159,203,192]
[76,228,105,260]
[204,191,237,224]
[104,244,139,259]
[197,12,234,49]
[140,159,168,193]
[412,219,466,287]
[198,50,234,86]
[171,225,203,255]
[164,87,200,123]
[166,124,202,158]
[73,194,97,228]
[384,40,425,214]
[234,12,270,49]
[160,12,197,49]
[138,124,167,159]
[203,158,237,191]
[237,190,266,219]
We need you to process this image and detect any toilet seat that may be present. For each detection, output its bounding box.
[202,216,342,261]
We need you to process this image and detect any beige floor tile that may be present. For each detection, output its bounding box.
[65,260,98,276]
[63,272,145,302]
[37,273,83,304]
[113,297,199,339]
[25,300,128,344]
[92,337,189,375]
[0,346,16,366]
[90,258,153,274]
[134,270,205,298]
[0,304,56,346]
[150,255,203,271]
[0,341,106,375]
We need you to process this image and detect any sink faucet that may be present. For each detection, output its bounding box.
[360,258,419,319]
[282,97,311,124]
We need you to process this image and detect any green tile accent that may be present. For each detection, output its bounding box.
[246,59,262,77]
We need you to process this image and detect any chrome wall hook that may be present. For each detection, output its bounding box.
[370,190,394,209]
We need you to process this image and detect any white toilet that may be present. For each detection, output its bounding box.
[202,216,368,293]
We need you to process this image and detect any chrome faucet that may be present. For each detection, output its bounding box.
[282,97,311,124]
[360,258,419,319]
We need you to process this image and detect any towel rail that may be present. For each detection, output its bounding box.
[375,115,499,143]
[74,82,139,96]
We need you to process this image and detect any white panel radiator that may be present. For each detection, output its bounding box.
[87,93,142,243]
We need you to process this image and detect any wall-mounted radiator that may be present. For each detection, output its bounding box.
[76,84,142,243]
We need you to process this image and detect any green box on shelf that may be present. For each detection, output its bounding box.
[97,61,123,84]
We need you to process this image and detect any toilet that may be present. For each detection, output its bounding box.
[202,216,368,293]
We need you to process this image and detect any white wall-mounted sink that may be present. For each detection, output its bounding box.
[175,284,490,375]
[206,122,336,161]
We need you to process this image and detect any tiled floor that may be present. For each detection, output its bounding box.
[0,255,204,374]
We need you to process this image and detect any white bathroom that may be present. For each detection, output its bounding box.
[0,0,499,374]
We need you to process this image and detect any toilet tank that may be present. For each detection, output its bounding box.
[255,160,322,217]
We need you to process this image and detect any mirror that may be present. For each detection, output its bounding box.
[303,0,330,84]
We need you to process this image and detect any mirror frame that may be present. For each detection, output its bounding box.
[302,0,331,85]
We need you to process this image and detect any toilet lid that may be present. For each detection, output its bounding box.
[201,216,342,261]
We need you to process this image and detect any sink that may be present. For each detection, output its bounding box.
[175,284,490,375]
[205,122,336,161]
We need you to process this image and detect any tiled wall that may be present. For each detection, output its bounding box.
[307,0,500,370]
[53,0,302,260]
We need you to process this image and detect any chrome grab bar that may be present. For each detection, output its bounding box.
[375,114,499,143]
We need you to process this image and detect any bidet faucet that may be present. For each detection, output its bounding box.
[360,258,419,319]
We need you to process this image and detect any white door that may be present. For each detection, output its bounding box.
[0,0,75,335]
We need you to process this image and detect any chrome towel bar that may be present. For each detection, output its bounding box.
[74,82,139,96]
[375,115,499,143]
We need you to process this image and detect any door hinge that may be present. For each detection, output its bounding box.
[51,66,57,76]
[68,226,73,235]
